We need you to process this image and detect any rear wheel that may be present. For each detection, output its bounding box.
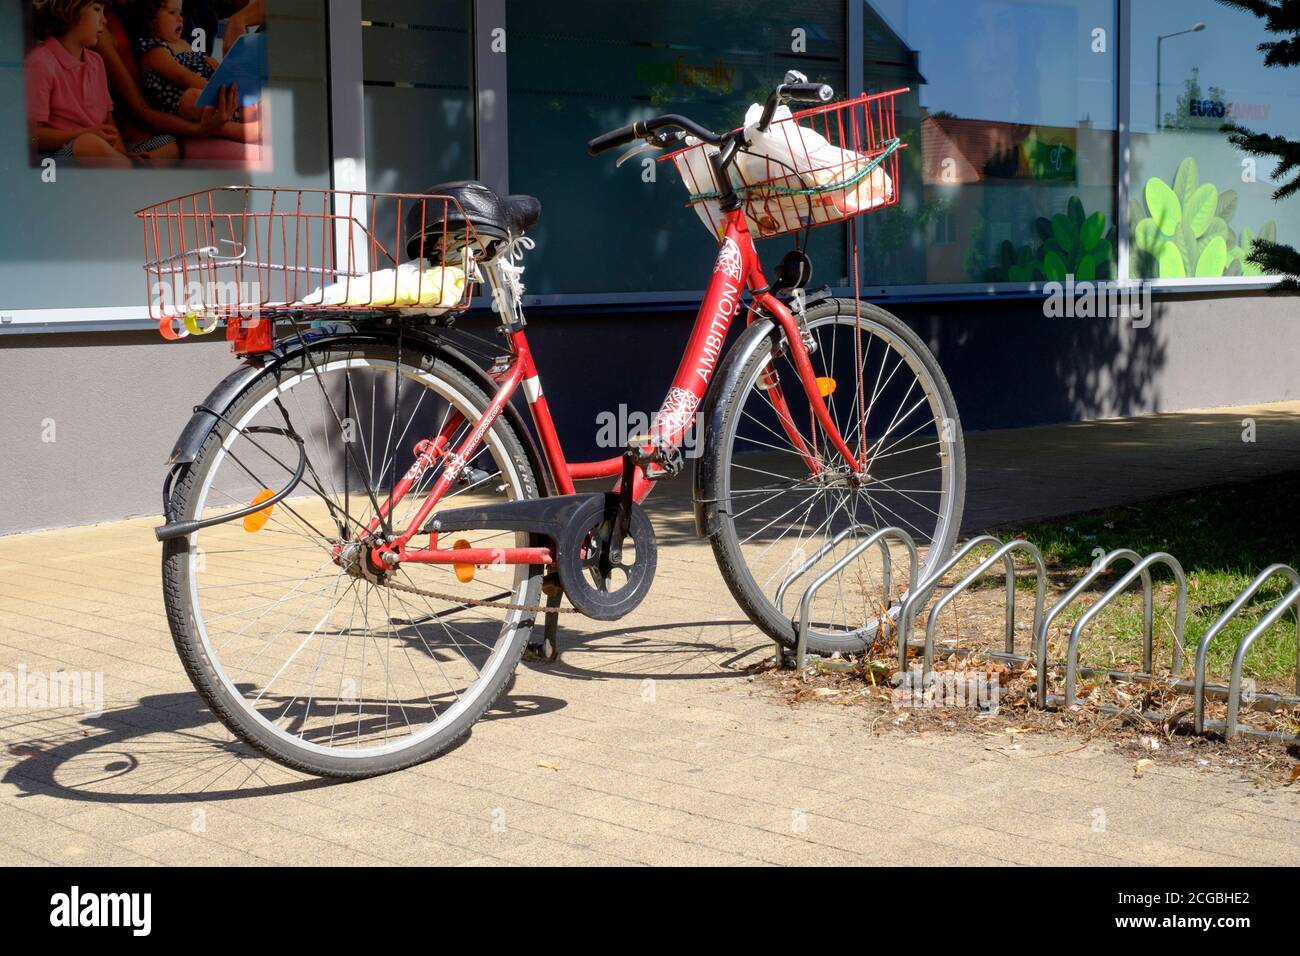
[704,298,965,655]
[162,340,542,778]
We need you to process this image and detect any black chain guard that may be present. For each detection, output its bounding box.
[426,491,657,621]
[556,494,657,621]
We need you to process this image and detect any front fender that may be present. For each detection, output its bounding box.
[691,315,782,537]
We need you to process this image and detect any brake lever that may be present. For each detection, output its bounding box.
[615,140,656,168]
[614,129,686,168]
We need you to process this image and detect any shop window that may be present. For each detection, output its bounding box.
[861,0,1117,288]
[505,0,848,295]
[1127,0,1299,280]
[0,0,332,316]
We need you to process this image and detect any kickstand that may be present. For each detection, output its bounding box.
[773,640,798,670]
[526,573,564,662]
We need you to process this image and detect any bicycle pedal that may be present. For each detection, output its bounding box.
[626,435,683,479]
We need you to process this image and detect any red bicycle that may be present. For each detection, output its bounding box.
[145,76,964,777]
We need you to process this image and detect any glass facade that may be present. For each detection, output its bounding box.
[861,0,1117,288]
[1127,0,1299,280]
[0,0,332,316]
[505,0,847,295]
[1,0,1295,327]
[362,0,474,194]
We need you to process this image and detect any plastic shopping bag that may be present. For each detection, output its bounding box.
[672,135,726,237]
[735,102,892,232]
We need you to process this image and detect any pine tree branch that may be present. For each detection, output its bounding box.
[1214,0,1280,22]
[1260,36,1300,67]
[1218,0,1300,290]
[1223,124,1300,201]
[1247,239,1300,290]
[1215,0,1300,66]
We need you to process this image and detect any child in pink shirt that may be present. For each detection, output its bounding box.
[26,0,129,165]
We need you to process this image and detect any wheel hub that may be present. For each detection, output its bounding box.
[336,538,389,584]
[814,462,863,488]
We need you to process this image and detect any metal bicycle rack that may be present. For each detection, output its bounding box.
[893,534,1003,671]
[1058,552,1186,709]
[778,531,1048,679]
[1033,549,1148,704]
[1192,565,1300,740]
[909,538,1046,680]
[779,526,918,669]
[772,525,1300,745]
[1038,554,1299,741]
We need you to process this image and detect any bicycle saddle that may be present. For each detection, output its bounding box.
[405,180,540,260]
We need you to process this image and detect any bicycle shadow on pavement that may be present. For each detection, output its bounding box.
[520,617,772,683]
[1,685,566,806]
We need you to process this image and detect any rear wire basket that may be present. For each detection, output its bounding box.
[136,186,483,351]
[663,88,906,240]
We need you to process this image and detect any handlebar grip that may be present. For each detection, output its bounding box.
[784,82,834,104]
[587,124,639,156]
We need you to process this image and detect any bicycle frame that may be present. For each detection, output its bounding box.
[371,207,864,569]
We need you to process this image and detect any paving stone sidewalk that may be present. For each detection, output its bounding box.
[1,402,1297,866]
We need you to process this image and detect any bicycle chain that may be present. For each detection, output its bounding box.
[375,575,579,614]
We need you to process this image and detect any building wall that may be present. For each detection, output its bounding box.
[1,290,1294,536]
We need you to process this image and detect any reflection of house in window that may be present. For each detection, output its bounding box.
[862,2,925,91]
[919,114,1109,282]
[921,117,1078,185]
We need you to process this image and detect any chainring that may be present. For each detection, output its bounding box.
[555,493,657,621]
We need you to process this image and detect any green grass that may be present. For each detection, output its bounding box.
[996,471,1300,688]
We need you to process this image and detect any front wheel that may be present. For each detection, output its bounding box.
[702,298,965,656]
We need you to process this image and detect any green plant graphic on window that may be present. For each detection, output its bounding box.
[986,196,1117,283]
[1130,157,1275,279]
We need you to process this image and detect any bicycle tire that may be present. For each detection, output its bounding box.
[162,340,543,779]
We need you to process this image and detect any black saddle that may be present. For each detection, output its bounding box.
[405,180,540,261]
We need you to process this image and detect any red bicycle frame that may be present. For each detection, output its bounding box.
[370,207,863,570]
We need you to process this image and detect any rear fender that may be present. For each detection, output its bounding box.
[163,325,556,508]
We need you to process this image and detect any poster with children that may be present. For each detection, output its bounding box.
[23,0,267,168]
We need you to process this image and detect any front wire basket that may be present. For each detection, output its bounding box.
[663,88,906,240]
[136,186,484,349]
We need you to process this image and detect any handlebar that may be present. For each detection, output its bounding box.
[756,81,833,131]
[587,114,721,156]
[586,77,835,156]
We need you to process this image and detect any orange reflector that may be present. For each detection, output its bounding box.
[816,376,837,397]
[453,539,475,583]
[242,489,276,533]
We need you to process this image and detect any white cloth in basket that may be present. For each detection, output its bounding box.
[297,260,466,312]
